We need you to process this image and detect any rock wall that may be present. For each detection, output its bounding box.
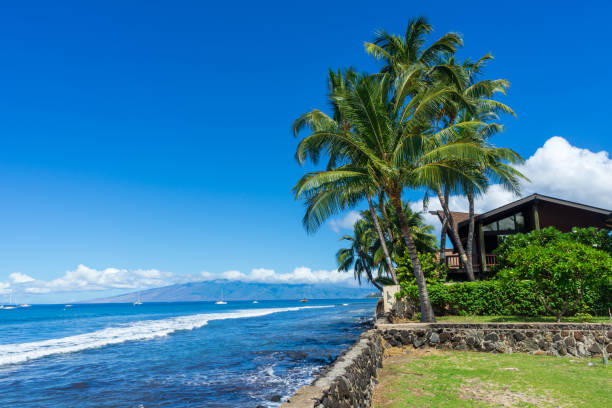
[281,321,611,408]
[378,322,612,357]
[280,331,383,408]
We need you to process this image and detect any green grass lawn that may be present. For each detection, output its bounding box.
[433,315,612,324]
[372,350,611,408]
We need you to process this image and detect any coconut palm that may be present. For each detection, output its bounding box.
[336,218,383,291]
[293,72,488,322]
[293,69,399,284]
[429,56,526,280]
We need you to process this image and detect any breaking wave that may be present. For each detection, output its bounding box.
[0,306,331,366]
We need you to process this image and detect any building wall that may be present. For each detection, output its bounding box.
[537,201,608,232]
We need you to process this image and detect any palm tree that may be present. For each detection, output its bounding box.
[294,72,488,323]
[364,17,462,78]
[430,55,526,280]
[336,218,383,291]
[293,69,400,284]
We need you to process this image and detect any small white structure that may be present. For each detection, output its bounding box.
[382,285,400,314]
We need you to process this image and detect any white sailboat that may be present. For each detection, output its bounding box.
[252,300,259,304]
[215,289,227,305]
[3,291,17,309]
[133,291,143,306]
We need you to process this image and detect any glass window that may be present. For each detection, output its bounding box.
[483,221,497,231]
[498,215,515,231]
[515,212,525,231]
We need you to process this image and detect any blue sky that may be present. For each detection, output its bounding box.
[1,1,611,302]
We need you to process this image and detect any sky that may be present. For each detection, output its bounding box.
[0,0,611,303]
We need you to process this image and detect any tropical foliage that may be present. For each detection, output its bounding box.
[496,228,612,321]
[292,17,524,322]
[336,205,437,290]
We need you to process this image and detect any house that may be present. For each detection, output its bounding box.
[432,193,612,277]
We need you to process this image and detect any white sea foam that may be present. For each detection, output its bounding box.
[0,306,331,366]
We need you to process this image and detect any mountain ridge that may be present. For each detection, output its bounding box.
[87,279,378,302]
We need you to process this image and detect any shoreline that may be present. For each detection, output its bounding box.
[281,309,611,407]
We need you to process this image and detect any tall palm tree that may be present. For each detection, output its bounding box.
[364,17,462,78]
[293,69,399,284]
[430,55,526,280]
[336,218,383,291]
[294,73,488,322]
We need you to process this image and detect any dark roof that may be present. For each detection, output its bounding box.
[430,210,478,235]
[457,193,612,228]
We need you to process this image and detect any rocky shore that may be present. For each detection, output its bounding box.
[280,313,611,408]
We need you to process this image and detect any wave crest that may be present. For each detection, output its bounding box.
[0,306,330,366]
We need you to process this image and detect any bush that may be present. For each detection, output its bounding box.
[396,251,448,285]
[398,279,610,317]
[498,238,612,321]
[493,227,612,273]
[569,227,612,255]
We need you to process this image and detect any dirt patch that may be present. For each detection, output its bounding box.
[459,378,559,407]
[383,345,443,361]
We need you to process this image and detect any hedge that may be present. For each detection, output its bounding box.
[399,280,611,317]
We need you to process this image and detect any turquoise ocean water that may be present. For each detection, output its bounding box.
[0,299,376,407]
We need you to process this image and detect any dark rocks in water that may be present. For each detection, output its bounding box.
[270,395,282,402]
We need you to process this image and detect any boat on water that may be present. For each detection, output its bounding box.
[133,291,143,306]
[252,300,259,304]
[2,291,18,309]
[299,298,308,303]
[20,304,32,308]
[215,289,227,304]
[65,304,74,308]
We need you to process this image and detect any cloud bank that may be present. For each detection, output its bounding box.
[4,265,358,297]
[3,137,610,298]
[414,136,612,238]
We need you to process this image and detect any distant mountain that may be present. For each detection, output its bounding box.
[87,279,378,303]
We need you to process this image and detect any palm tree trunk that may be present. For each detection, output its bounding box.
[363,262,383,291]
[379,192,395,242]
[466,189,476,280]
[388,192,435,323]
[367,195,398,284]
[435,186,475,282]
[439,186,449,265]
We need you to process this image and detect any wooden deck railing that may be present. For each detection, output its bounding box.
[445,254,497,270]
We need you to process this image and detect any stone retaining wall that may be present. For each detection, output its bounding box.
[280,331,383,408]
[378,322,612,357]
[281,321,611,408]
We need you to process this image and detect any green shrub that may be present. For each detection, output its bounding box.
[498,238,612,321]
[396,251,448,285]
[493,227,612,273]
[398,279,610,317]
[569,227,612,255]
[399,280,546,316]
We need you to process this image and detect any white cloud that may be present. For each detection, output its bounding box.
[329,211,362,233]
[204,266,357,286]
[419,136,612,238]
[518,136,612,207]
[13,264,174,294]
[0,282,10,295]
[9,272,35,284]
[7,264,360,297]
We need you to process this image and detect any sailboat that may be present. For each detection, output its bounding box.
[215,289,227,305]
[133,291,143,306]
[3,291,17,309]
[299,290,308,303]
[252,300,259,304]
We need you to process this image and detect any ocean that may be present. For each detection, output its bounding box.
[0,299,376,407]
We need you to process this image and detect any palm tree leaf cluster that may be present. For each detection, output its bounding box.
[291,17,526,322]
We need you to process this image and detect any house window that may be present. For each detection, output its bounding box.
[483,211,526,233]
